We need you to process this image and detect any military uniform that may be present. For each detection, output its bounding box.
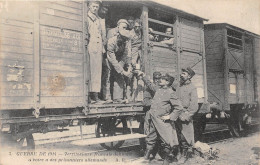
[177,81,198,145]
[142,76,183,160]
[107,35,131,101]
[87,11,106,93]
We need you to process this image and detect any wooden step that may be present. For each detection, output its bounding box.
[70,133,146,146]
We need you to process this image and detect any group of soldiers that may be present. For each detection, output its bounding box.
[86,1,198,164]
[136,66,198,165]
[86,1,175,104]
[86,0,143,104]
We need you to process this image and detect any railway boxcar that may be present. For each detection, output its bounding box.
[204,23,260,136]
[0,0,209,149]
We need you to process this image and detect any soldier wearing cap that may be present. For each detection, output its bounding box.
[107,19,130,39]
[176,67,198,163]
[160,27,174,45]
[86,0,106,103]
[101,19,130,103]
[137,71,183,165]
[138,71,161,157]
[107,26,132,103]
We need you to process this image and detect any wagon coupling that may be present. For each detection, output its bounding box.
[32,106,45,118]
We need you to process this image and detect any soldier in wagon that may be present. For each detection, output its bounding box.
[160,27,174,45]
[107,27,133,103]
[126,19,143,102]
[101,19,131,103]
[86,0,106,104]
[137,71,183,165]
[107,19,130,39]
[175,67,198,163]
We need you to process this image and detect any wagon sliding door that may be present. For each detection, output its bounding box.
[179,18,206,103]
[39,1,85,109]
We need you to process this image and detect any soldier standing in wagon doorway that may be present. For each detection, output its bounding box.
[86,0,106,104]
[176,67,198,163]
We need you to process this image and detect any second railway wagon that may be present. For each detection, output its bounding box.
[204,23,260,136]
[0,0,209,149]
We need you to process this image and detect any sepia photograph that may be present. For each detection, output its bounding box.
[0,0,259,164]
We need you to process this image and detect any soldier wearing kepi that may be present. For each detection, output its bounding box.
[107,26,132,103]
[137,71,183,165]
[86,0,106,104]
[176,67,198,163]
[139,72,161,157]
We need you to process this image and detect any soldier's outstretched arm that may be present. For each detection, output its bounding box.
[142,76,157,92]
[169,92,183,121]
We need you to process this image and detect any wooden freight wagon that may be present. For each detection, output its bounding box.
[0,0,209,149]
[204,23,260,136]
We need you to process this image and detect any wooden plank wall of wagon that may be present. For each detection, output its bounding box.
[253,37,260,104]
[150,45,178,77]
[0,2,35,110]
[204,29,225,106]
[179,19,205,103]
[180,18,203,53]
[39,1,84,108]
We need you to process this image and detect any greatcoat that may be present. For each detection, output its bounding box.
[177,81,198,145]
[143,76,183,148]
[87,11,106,93]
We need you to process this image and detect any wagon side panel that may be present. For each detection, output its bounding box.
[180,18,206,103]
[0,2,35,110]
[39,1,85,109]
[204,28,225,107]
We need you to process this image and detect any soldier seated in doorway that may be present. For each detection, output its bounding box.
[160,27,174,45]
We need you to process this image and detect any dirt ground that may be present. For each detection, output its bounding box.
[1,126,260,165]
[132,132,260,165]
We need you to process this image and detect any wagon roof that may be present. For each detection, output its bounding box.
[205,23,260,38]
[102,0,208,22]
[143,0,208,21]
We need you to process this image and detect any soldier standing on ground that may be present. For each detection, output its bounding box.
[139,72,161,158]
[137,71,183,165]
[175,67,198,163]
[86,0,106,104]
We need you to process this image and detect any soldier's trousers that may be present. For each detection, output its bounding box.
[101,58,111,100]
[146,120,177,159]
[175,120,195,145]
[111,69,126,100]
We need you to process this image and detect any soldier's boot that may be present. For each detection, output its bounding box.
[162,155,172,165]
[178,148,187,164]
[93,92,106,104]
[144,149,153,160]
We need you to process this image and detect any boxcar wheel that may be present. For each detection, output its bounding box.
[95,118,127,150]
[17,134,35,150]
